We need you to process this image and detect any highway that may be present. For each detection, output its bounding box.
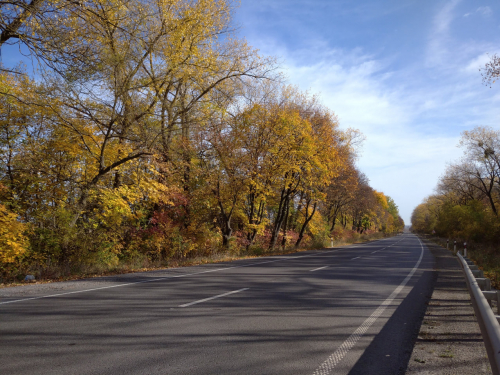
[0,234,435,375]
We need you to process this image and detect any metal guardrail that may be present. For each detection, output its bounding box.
[458,252,500,374]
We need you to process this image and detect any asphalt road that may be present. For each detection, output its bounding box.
[1,234,436,375]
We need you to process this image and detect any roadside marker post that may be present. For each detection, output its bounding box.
[330,237,334,248]
[454,240,457,254]
[464,242,467,257]
[447,239,449,250]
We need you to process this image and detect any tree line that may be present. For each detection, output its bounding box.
[0,0,403,280]
[411,126,500,243]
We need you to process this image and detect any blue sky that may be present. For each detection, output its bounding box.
[234,0,500,223]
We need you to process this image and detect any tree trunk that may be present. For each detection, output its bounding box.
[280,200,291,248]
[180,93,192,229]
[269,187,290,250]
[219,201,233,248]
[329,205,341,232]
[295,200,317,248]
[246,200,265,248]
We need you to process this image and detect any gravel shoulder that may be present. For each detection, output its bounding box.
[406,238,491,374]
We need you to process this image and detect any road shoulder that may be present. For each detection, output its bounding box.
[406,238,491,374]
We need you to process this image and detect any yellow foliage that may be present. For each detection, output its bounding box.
[374,191,389,210]
[303,209,326,237]
[0,204,28,263]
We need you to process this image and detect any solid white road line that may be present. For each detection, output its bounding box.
[351,256,361,260]
[179,288,249,307]
[310,266,329,272]
[312,236,425,375]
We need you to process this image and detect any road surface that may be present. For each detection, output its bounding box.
[1,234,435,375]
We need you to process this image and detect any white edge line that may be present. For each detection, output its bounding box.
[310,266,329,272]
[179,288,249,307]
[312,235,425,375]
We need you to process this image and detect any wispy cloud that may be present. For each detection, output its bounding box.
[477,6,492,17]
[427,0,461,67]
[434,0,461,33]
[464,6,492,18]
[464,52,490,73]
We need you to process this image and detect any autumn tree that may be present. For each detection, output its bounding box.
[0,0,277,269]
[323,163,358,231]
[0,0,405,280]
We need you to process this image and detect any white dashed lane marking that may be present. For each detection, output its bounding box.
[179,288,249,308]
[310,266,329,272]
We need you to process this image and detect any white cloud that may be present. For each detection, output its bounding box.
[477,6,492,17]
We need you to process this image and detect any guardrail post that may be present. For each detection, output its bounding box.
[473,270,485,278]
[483,290,497,308]
[477,278,491,291]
